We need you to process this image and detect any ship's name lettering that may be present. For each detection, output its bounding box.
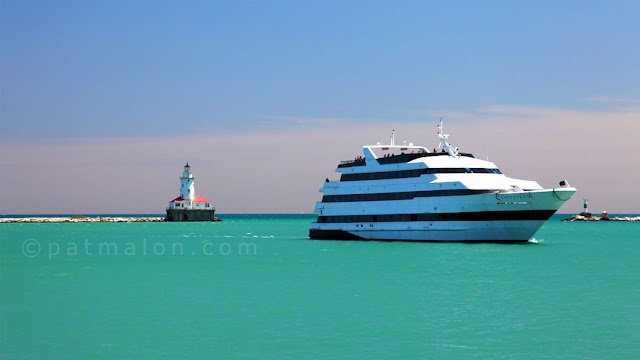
[500,194,531,199]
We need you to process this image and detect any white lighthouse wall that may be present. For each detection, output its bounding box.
[180,178,195,200]
[192,202,212,209]
[169,202,186,209]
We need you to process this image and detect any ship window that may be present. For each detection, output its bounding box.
[479,168,502,174]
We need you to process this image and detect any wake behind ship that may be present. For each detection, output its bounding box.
[309,121,576,242]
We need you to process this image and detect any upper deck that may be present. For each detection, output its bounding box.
[338,145,475,168]
[337,120,475,169]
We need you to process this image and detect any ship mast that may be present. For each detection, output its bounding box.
[437,118,459,157]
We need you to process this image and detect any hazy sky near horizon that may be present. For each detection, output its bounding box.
[1,0,639,214]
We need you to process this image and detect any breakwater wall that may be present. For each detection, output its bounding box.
[0,217,165,223]
[562,215,640,222]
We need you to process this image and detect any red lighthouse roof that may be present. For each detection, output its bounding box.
[193,195,211,203]
[170,196,211,203]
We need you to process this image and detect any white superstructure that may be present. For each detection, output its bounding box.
[309,121,577,242]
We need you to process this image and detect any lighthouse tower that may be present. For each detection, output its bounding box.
[580,197,592,217]
[180,163,195,207]
[166,163,217,221]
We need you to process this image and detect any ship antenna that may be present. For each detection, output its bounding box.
[437,118,459,158]
[390,129,395,146]
[436,118,443,151]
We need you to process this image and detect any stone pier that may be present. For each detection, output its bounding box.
[0,216,165,223]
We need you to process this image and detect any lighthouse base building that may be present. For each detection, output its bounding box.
[165,163,217,222]
[166,195,216,221]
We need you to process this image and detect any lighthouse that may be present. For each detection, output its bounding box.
[166,163,217,221]
[180,163,195,207]
[580,197,591,217]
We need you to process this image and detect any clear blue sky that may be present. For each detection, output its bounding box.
[2,0,638,141]
[1,0,639,214]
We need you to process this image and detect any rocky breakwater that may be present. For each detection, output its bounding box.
[562,215,640,222]
[0,216,165,223]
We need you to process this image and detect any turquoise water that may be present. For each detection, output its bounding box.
[1,215,638,359]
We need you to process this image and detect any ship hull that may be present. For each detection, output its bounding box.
[309,220,546,242]
[310,188,575,242]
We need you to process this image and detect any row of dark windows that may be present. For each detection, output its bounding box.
[337,159,367,168]
[338,152,478,168]
[341,169,423,181]
[340,168,502,181]
[174,203,211,208]
[322,189,494,203]
[316,210,555,223]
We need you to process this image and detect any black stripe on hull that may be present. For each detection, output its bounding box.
[339,167,501,181]
[309,229,367,240]
[316,210,556,223]
[308,229,529,243]
[321,189,497,203]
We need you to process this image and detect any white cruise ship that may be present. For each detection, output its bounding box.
[309,121,577,242]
